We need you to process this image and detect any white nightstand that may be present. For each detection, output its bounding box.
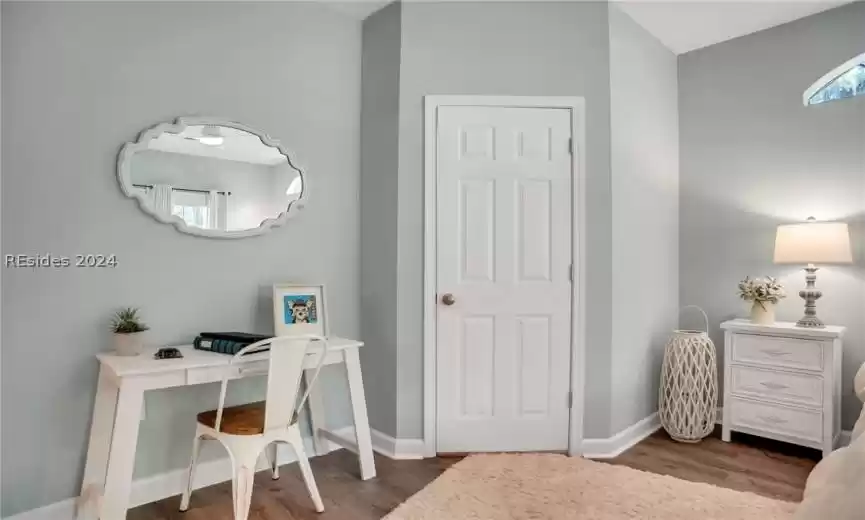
[720,319,845,457]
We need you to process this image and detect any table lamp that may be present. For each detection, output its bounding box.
[774,217,853,328]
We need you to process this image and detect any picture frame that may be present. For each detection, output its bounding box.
[272,283,329,337]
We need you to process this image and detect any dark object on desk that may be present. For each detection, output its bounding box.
[154,347,183,360]
[199,332,271,342]
[194,332,272,356]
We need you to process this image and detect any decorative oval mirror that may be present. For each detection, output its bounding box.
[118,117,305,238]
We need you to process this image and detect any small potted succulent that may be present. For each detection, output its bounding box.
[737,276,786,325]
[111,307,150,356]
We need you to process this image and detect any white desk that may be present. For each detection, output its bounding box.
[79,337,375,520]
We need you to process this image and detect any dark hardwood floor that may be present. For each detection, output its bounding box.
[606,427,819,503]
[130,428,818,519]
[128,450,459,520]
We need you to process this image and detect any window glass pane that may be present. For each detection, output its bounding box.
[170,190,210,229]
[808,64,865,105]
[172,205,209,228]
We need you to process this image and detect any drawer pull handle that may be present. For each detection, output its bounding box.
[238,368,268,377]
[759,381,789,391]
[758,414,788,425]
[761,349,791,357]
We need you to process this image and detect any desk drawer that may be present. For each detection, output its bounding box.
[186,360,269,385]
[184,350,338,386]
[731,334,823,371]
[730,365,823,408]
[729,397,822,443]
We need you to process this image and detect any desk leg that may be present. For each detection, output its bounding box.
[100,383,144,520]
[78,367,119,520]
[343,348,376,480]
[304,369,328,456]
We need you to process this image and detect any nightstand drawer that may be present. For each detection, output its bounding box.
[729,397,822,443]
[731,333,823,371]
[730,365,823,407]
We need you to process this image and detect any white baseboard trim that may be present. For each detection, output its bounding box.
[4,434,340,520]
[582,412,661,459]
[370,429,425,460]
[326,426,425,460]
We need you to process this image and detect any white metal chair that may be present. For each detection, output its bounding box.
[179,335,329,518]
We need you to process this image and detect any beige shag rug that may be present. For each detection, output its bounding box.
[386,453,798,520]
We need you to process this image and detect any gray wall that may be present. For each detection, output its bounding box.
[360,1,402,438]
[1,2,361,516]
[396,1,614,439]
[608,5,680,434]
[679,1,865,430]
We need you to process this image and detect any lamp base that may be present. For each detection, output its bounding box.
[796,265,825,329]
[796,315,825,328]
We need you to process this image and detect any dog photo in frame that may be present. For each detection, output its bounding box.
[272,283,329,337]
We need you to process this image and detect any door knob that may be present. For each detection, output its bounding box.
[441,293,456,306]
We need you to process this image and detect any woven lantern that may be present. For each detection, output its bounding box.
[658,306,718,443]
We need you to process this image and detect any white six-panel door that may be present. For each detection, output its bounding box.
[435,105,573,453]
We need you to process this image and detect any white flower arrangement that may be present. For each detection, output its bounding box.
[738,276,786,310]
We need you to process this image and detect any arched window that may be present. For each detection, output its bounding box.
[803,53,865,106]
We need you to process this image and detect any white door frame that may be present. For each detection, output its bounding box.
[422,95,587,457]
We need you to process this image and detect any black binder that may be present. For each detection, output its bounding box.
[193,332,272,355]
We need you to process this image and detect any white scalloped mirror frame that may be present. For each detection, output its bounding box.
[117,116,307,239]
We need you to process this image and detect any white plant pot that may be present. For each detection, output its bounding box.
[113,331,146,356]
[750,301,776,325]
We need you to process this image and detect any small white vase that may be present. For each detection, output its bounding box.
[113,331,146,356]
[750,301,776,325]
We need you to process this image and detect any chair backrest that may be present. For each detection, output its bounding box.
[213,335,329,433]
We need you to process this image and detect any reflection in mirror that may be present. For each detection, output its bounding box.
[120,120,304,237]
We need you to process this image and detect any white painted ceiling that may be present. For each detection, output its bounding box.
[326,0,854,55]
[147,125,286,165]
[614,0,854,54]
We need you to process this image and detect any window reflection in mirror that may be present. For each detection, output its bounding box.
[128,124,302,232]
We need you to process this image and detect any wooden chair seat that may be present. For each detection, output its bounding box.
[197,401,266,435]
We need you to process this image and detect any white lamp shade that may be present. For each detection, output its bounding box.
[774,221,853,265]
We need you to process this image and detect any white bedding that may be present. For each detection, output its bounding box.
[794,362,865,520]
